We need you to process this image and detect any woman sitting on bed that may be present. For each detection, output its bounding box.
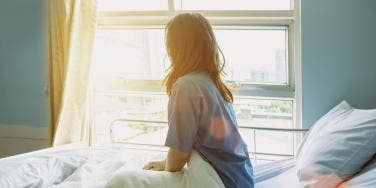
[141,13,254,188]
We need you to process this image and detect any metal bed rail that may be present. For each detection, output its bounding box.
[108,118,309,161]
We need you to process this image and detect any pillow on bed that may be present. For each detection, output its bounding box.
[296,101,376,188]
[295,101,353,158]
[338,156,376,188]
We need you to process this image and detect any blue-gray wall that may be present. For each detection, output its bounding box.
[302,0,376,128]
[0,0,48,127]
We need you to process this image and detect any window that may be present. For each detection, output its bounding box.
[98,0,169,11]
[177,0,292,10]
[91,0,302,165]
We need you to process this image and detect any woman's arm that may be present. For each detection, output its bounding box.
[143,148,190,172]
[165,148,190,172]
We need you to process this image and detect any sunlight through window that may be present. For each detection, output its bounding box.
[92,0,299,165]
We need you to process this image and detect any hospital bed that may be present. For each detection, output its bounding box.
[1,113,375,188]
[0,116,306,188]
[0,143,299,187]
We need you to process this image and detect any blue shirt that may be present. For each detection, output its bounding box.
[165,72,254,188]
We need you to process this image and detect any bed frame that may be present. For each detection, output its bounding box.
[108,118,309,162]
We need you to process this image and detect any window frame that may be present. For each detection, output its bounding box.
[93,0,303,158]
[96,12,295,96]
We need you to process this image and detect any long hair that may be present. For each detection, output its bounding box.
[164,13,233,103]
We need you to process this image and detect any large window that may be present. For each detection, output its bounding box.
[91,0,302,164]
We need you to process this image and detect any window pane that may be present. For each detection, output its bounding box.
[91,28,294,157]
[97,0,168,11]
[233,98,293,129]
[178,0,291,10]
[215,29,288,84]
[91,93,168,145]
[240,129,294,158]
[92,93,168,122]
[111,121,168,146]
[92,29,167,80]
[236,98,294,156]
[93,79,165,93]
[93,28,288,85]
[255,131,294,155]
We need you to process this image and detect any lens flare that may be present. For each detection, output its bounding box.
[209,116,233,141]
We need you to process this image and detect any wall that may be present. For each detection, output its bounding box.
[0,0,50,157]
[301,0,376,128]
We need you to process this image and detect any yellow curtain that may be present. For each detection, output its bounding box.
[49,0,97,146]
[48,0,69,143]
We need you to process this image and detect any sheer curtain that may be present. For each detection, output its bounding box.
[49,0,97,146]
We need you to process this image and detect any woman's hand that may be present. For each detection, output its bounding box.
[143,160,166,171]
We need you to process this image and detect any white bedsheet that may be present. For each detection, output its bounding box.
[0,145,300,188]
[0,145,121,187]
[256,167,301,188]
[253,158,302,188]
[105,150,225,188]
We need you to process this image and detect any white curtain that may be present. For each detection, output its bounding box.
[51,0,97,146]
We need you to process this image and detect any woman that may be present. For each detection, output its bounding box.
[143,13,254,188]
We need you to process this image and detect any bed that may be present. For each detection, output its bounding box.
[1,101,375,188]
[0,144,300,188]
[0,116,305,187]
[1,137,375,188]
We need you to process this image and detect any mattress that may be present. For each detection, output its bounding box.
[0,144,300,187]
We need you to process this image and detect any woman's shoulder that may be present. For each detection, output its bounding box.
[176,72,209,85]
[173,72,209,92]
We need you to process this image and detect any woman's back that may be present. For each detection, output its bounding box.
[165,72,254,188]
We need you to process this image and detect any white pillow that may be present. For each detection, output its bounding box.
[296,101,376,187]
[295,101,353,158]
[339,156,376,188]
